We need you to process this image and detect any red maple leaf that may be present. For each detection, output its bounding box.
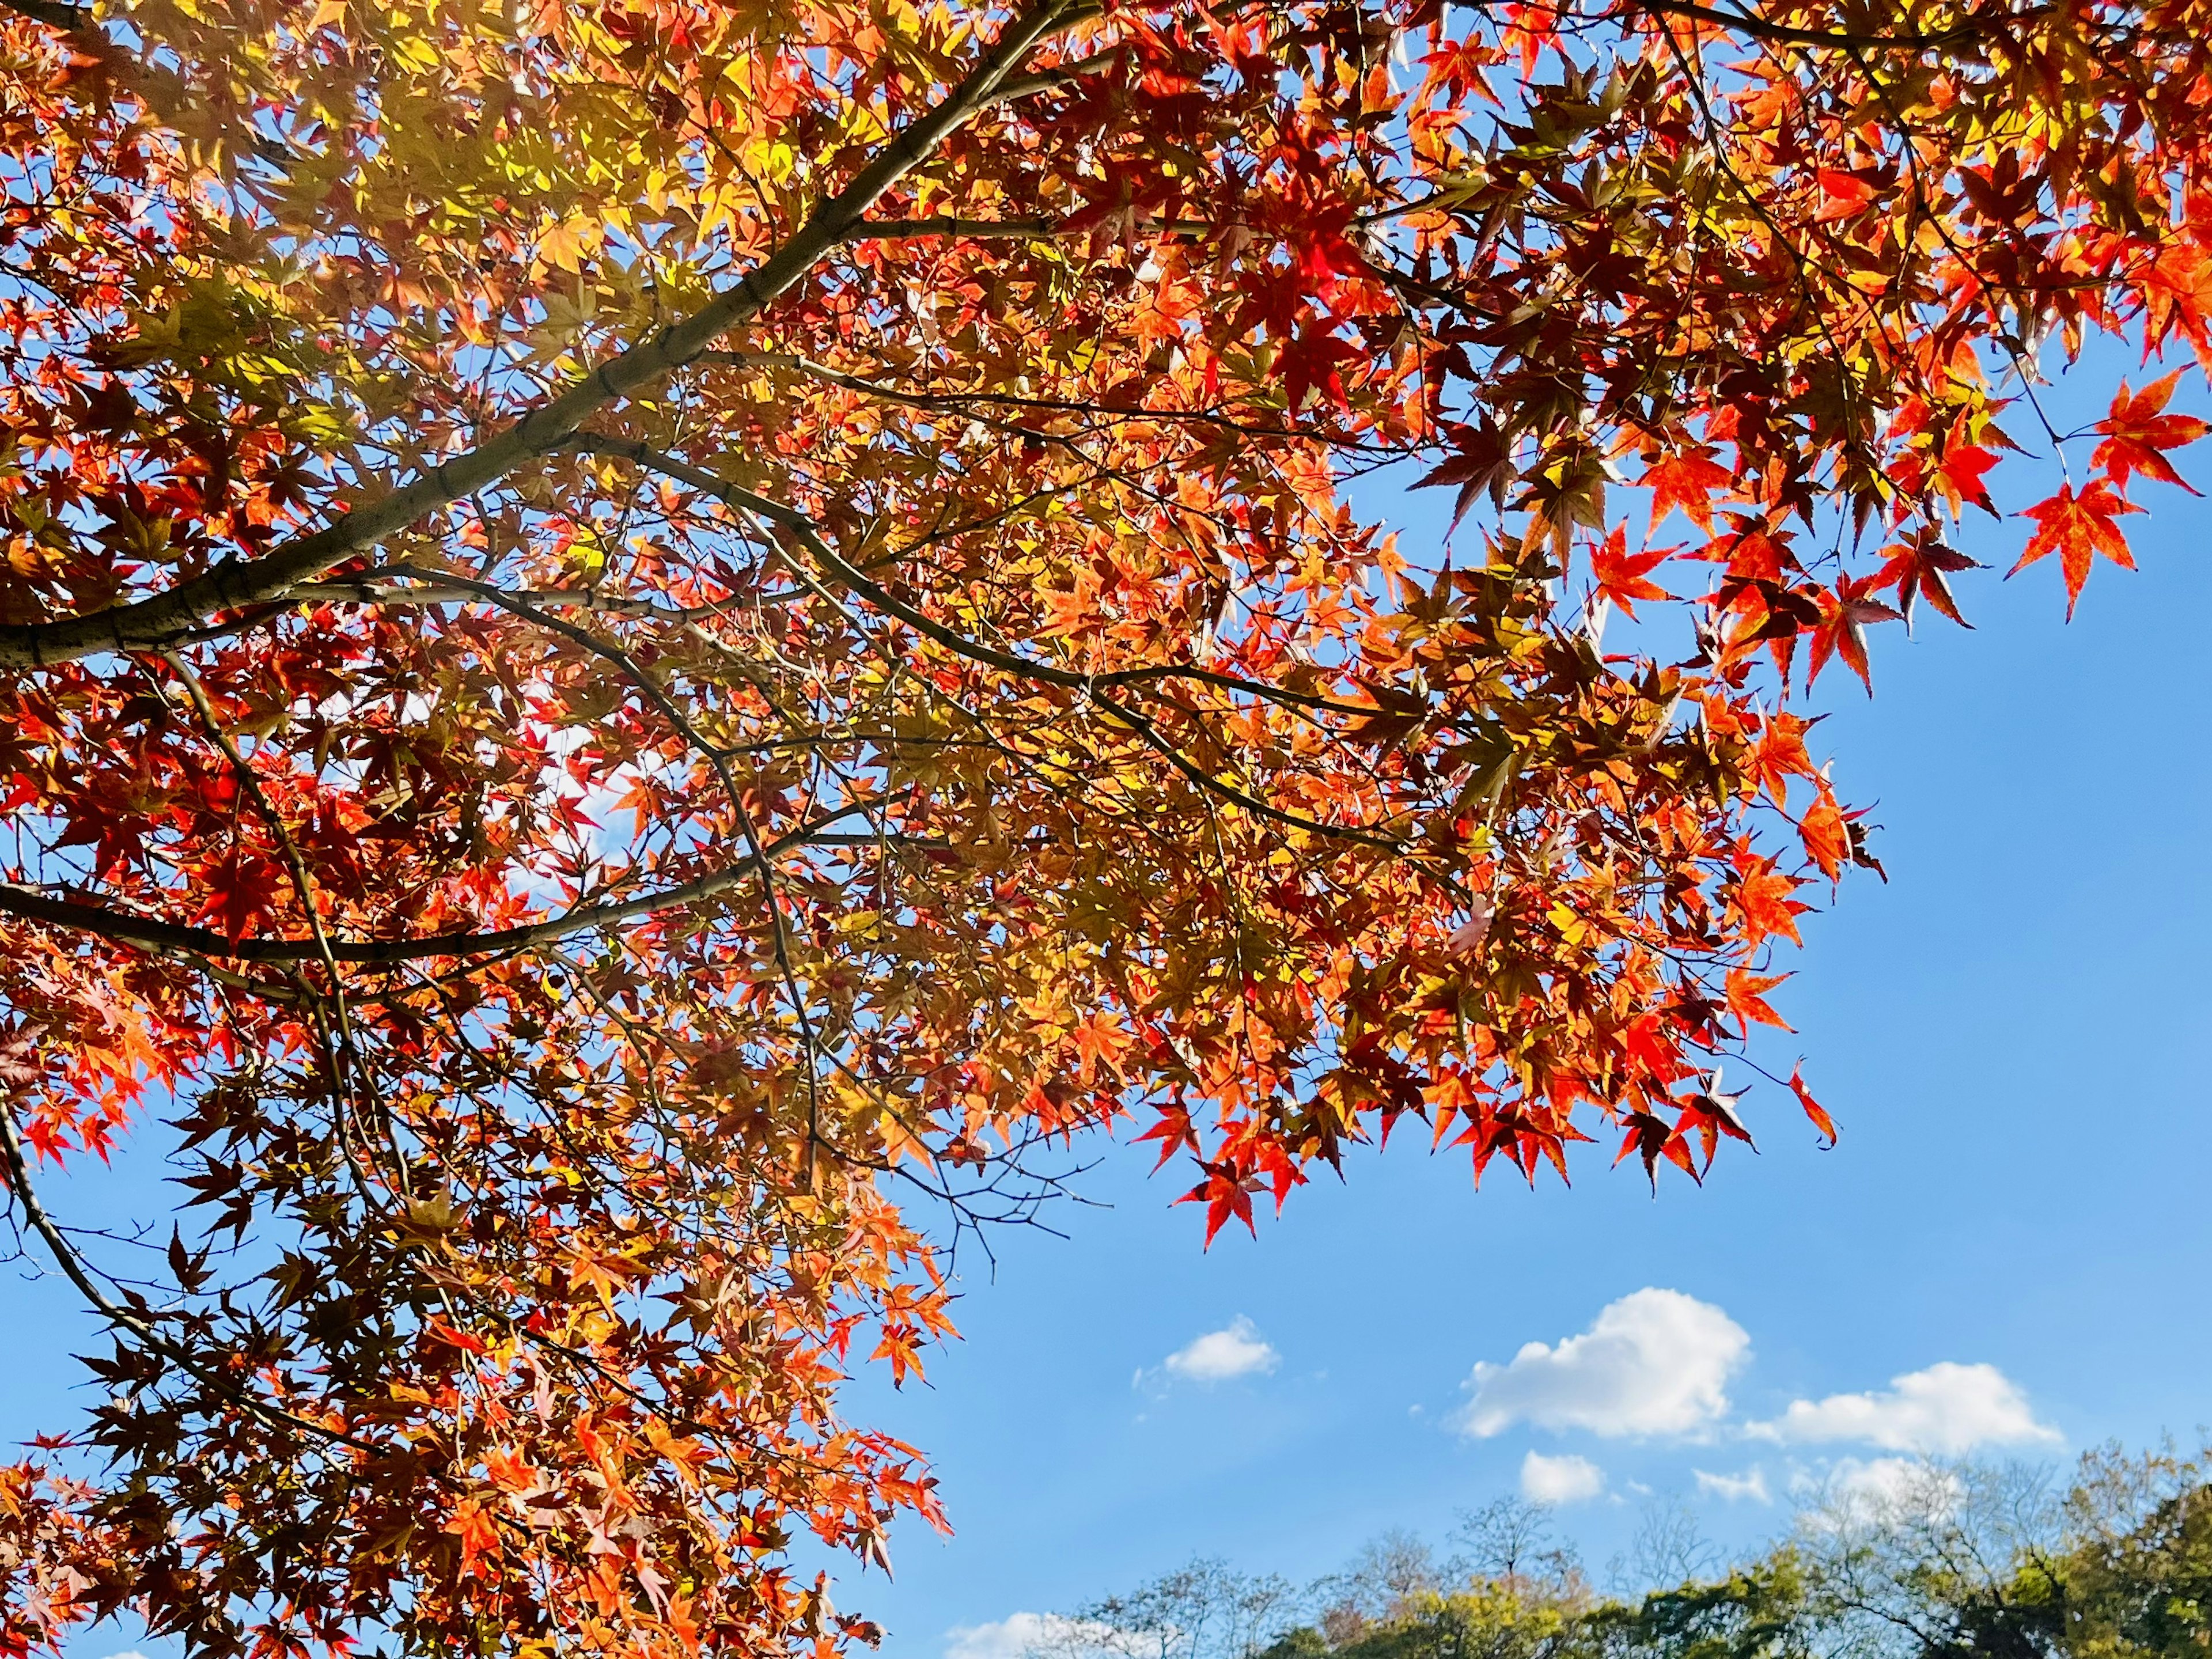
[1876,535,1981,630]
[1799,786,1848,880]
[1788,1063,1838,1147]
[1614,1108,1696,1191]
[1724,968,1793,1034]
[1934,442,2000,518]
[1587,525,1673,618]
[1805,575,1903,692]
[1176,1160,1257,1247]
[192,851,284,944]
[1815,168,1878,221]
[2010,480,2142,615]
[1641,446,1733,533]
[1729,855,1808,949]
[2092,370,2210,493]
[1134,1103,1199,1172]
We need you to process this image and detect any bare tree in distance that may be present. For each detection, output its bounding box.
[1028,1558,1301,1659]
[1611,1495,1720,1596]
[1312,1530,1444,1645]
[1454,1497,1586,1592]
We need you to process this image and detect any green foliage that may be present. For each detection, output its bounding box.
[1052,1449,2212,1659]
[1327,1584,1589,1659]
[2057,1447,2212,1659]
[1584,1556,1818,1659]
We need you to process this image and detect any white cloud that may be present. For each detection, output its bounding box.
[1749,1362,2059,1455]
[1164,1317,1279,1384]
[1694,1467,1772,1503]
[947,1613,1113,1659]
[1832,1457,1934,1507]
[98,1652,154,1659]
[1790,1456,1967,1524]
[1457,1289,1751,1440]
[1521,1450,1606,1504]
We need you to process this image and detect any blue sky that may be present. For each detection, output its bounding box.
[820,365,2212,1653]
[12,359,2212,1659]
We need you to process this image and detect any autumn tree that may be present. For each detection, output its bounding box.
[0,0,2207,1656]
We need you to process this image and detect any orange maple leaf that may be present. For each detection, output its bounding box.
[2010,480,2142,615]
[1749,710,1819,807]
[446,1498,502,1578]
[1724,968,1793,1033]
[1799,786,1847,881]
[1641,446,1733,533]
[1729,855,1806,949]
[1588,525,1672,618]
[1789,1063,1838,1147]
[1070,1011,1129,1085]
[484,1445,537,1493]
[2093,370,2210,493]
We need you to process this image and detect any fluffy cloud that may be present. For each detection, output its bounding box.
[1457,1289,1751,1439]
[1749,1362,2059,1454]
[1789,1456,1967,1522]
[1521,1450,1607,1504]
[946,1613,1114,1659]
[1165,1317,1279,1383]
[1694,1467,1772,1503]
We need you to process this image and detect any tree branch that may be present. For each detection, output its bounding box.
[562,435,1407,852]
[563,434,1404,724]
[982,45,1118,103]
[845,215,1065,240]
[0,818,893,963]
[0,0,1093,669]
[1631,0,1983,50]
[0,0,94,29]
[0,1094,374,1451]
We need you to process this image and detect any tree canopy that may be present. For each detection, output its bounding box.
[0,0,2206,1656]
[1046,1448,2212,1659]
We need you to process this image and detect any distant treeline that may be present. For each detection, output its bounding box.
[1027,1444,2211,1659]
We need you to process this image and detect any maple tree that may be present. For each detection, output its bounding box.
[0,0,2206,1655]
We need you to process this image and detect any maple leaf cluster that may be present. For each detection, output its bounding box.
[0,0,2202,1656]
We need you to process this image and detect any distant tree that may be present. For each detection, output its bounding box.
[1614,1498,1721,1597]
[1456,1499,1584,1592]
[2056,1444,2212,1659]
[1664,1449,2212,1659]
[1582,1555,1819,1659]
[1314,1531,1446,1644]
[1323,1582,1593,1659]
[1036,1558,1301,1659]
[1077,1448,2212,1659]
[1789,1459,2069,1659]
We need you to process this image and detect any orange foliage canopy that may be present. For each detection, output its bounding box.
[0,0,2203,1655]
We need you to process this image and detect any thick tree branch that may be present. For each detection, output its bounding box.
[1631,0,1983,49]
[0,819,895,963]
[983,46,1118,103]
[846,215,1064,240]
[0,0,1092,670]
[0,0,93,28]
[288,575,727,622]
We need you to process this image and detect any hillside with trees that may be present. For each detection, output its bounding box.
[1029,1447,2212,1659]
